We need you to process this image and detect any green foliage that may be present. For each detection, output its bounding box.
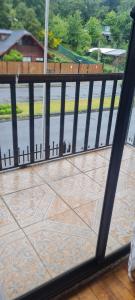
[90,50,99,60]
[0,0,12,28]
[77,30,91,54]
[0,0,133,66]
[104,10,131,47]
[67,11,83,49]
[48,32,61,49]
[49,15,68,43]
[86,17,102,47]
[0,104,22,115]
[3,50,23,62]
[15,2,41,38]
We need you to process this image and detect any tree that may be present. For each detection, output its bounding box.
[3,50,23,61]
[86,17,102,47]
[15,3,42,38]
[102,0,120,11]
[67,11,83,49]
[49,15,68,43]
[77,30,91,54]
[48,32,61,49]
[104,10,131,47]
[0,0,12,28]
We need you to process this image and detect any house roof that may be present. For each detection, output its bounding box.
[0,29,12,34]
[0,29,44,56]
[88,47,126,57]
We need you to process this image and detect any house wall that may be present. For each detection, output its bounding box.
[11,43,44,62]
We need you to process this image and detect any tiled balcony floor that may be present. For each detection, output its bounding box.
[0,145,135,300]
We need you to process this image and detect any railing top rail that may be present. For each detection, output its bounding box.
[0,73,123,84]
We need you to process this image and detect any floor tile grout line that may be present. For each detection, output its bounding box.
[0,182,45,197]
[67,157,106,189]
[35,170,82,183]
[1,177,97,253]
[1,195,53,279]
[21,228,53,279]
[24,223,96,239]
[66,155,109,185]
[35,172,100,239]
[0,227,23,239]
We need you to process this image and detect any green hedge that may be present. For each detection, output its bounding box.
[0,104,22,115]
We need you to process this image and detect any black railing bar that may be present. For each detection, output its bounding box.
[0,148,2,170]
[0,144,112,167]
[10,82,18,167]
[95,80,106,148]
[0,73,124,84]
[96,9,135,261]
[59,82,66,157]
[72,81,80,154]
[106,80,118,146]
[29,83,35,163]
[45,82,51,160]
[84,81,94,151]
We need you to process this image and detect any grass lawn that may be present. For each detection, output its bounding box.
[0,96,120,120]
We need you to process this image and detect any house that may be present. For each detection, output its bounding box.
[88,47,126,57]
[0,29,47,62]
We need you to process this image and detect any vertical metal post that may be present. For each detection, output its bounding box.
[96,8,135,261]
[84,81,93,151]
[29,83,34,163]
[72,81,80,154]
[45,82,50,160]
[59,82,66,157]
[42,0,50,157]
[10,82,18,167]
[95,80,106,148]
[106,79,117,146]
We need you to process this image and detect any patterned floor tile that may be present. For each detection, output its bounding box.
[25,218,97,277]
[121,156,135,178]
[116,172,135,193]
[74,199,103,231]
[107,195,135,250]
[33,159,80,183]
[0,197,18,237]
[4,184,68,228]
[67,152,108,172]
[86,166,109,187]
[86,167,135,193]
[98,145,135,162]
[51,173,104,209]
[0,168,43,196]
[97,148,111,161]
[0,230,50,300]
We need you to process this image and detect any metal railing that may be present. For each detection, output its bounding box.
[1,7,135,300]
[0,72,125,170]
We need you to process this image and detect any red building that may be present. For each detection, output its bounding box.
[0,29,47,62]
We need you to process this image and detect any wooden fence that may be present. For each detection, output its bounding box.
[0,61,103,75]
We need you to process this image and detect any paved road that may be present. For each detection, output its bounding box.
[0,111,114,154]
[0,81,121,103]
[0,108,134,158]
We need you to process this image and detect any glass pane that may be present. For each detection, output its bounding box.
[106,94,135,255]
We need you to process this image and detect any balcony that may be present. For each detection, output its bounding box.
[0,69,135,300]
[0,143,135,300]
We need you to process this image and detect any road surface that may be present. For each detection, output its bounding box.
[0,81,121,103]
[0,108,134,157]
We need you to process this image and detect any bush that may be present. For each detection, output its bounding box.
[0,104,22,115]
[3,50,23,62]
[101,55,114,64]
[48,32,61,49]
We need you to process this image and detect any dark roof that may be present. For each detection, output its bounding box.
[0,29,44,56]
